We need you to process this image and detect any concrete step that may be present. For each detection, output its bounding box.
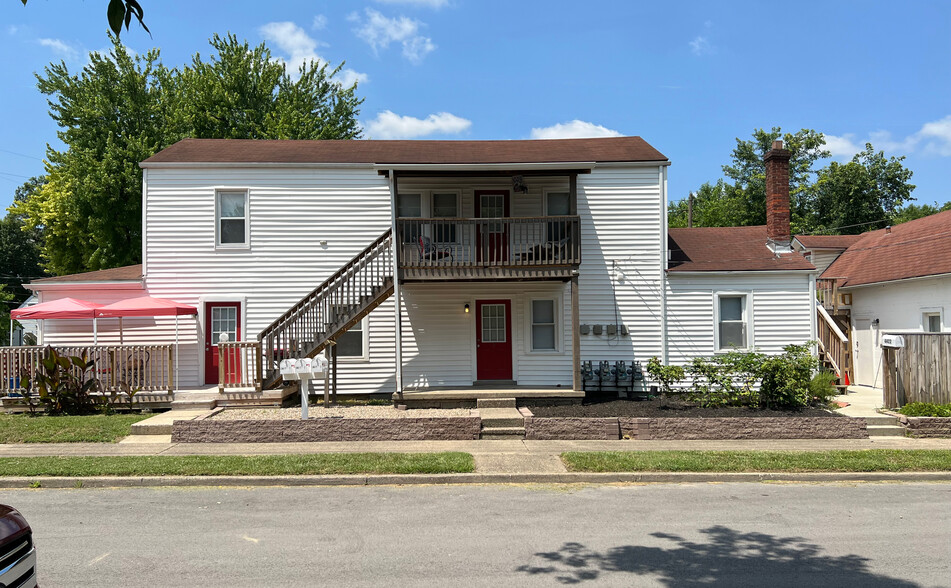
[864,415,900,426]
[481,426,525,440]
[867,425,906,437]
[130,410,210,435]
[477,397,516,409]
[170,399,217,410]
[478,407,525,427]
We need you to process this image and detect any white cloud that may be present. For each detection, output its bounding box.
[7,25,18,35]
[38,37,79,59]
[825,115,951,160]
[374,0,450,7]
[350,8,436,64]
[530,120,622,140]
[917,115,951,156]
[364,110,471,139]
[823,133,863,159]
[259,21,368,86]
[689,35,712,56]
[312,15,328,30]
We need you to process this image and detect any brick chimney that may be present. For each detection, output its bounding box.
[764,139,792,253]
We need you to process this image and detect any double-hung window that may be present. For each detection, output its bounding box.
[432,193,458,244]
[332,304,367,359]
[217,191,248,247]
[546,192,570,242]
[397,193,422,245]
[717,294,748,350]
[531,299,557,352]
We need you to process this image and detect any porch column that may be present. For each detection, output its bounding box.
[571,275,581,391]
[388,169,404,399]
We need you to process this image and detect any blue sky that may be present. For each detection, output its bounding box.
[2,0,950,214]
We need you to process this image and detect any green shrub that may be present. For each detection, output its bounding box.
[687,350,765,407]
[19,347,100,416]
[646,357,685,396]
[758,344,817,409]
[809,370,840,406]
[898,403,951,417]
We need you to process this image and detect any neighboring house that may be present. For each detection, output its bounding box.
[792,235,861,275]
[21,137,818,399]
[817,209,951,390]
[11,293,39,346]
[666,143,817,373]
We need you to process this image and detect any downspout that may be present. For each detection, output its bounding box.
[388,170,404,399]
[660,165,669,365]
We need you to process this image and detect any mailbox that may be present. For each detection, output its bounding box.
[881,335,905,348]
[279,359,300,380]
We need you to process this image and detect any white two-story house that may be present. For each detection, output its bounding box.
[19,136,819,403]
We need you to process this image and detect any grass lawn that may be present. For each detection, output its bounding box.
[0,414,151,443]
[0,452,475,477]
[562,450,951,473]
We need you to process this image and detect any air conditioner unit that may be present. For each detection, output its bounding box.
[881,335,905,348]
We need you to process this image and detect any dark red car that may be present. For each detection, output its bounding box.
[0,505,37,588]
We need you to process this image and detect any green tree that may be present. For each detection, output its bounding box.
[0,286,13,346]
[891,200,951,225]
[669,180,745,228]
[19,0,149,37]
[811,144,915,234]
[15,34,363,275]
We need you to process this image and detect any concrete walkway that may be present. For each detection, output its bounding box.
[833,385,886,418]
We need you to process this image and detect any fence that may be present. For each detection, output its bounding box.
[882,333,951,408]
[218,341,262,392]
[0,345,174,396]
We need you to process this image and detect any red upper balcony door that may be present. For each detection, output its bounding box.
[475,299,513,381]
[475,190,509,264]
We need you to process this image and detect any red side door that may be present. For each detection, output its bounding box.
[475,190,509,264]
[476,299,513,381]
[204,302,241,385]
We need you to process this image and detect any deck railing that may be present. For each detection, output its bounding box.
[218,341,263,392]
[397,216,581,268]
[0,345,174,396]
[817,277,850,313]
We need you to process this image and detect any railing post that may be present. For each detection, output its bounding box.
[218,346,224,394]
[168,345,174,394]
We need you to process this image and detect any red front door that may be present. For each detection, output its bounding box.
[204,302,241,385]
[475,190,509,264]
[476,299,512,381]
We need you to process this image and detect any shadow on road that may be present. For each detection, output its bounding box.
[515,525,922,587]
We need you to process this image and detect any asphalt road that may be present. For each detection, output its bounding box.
[3,482,950,587]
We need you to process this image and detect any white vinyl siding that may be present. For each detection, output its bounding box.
[666,273,814,372]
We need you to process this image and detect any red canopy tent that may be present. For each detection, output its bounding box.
[95,297,198,391]
[10,297,106,346]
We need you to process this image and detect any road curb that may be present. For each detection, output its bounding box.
[2,471,951,489]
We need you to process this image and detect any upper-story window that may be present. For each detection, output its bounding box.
[397,193,422,245]
[432,193,459,243]
[546,192,570,242]
[216,191,249,247]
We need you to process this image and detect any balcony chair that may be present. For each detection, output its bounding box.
[418,235,453,263]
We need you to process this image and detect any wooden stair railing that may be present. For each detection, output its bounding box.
[817,303,851,385]
[258,229,394,389]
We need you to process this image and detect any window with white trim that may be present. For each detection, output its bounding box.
[432,193,459,243]
[924,312,941,333]
[397,193,422,244]
[717,294,748,350]
[334,315,367,359]
[531,299,557,351]
[216,191,249,247]
[546,192,570,242]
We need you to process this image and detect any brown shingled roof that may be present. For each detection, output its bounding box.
[821,209,951,287]
[141,137,668,166]
[30,264,143,284]
[793,234,862,250]
[668,226,816,272]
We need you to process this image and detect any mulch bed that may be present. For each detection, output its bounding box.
[524,398,843,418]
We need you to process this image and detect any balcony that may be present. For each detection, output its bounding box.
[397,216,581,281]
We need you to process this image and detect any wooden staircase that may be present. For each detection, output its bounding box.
[817,303,852,387]
[258,229,394,389]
